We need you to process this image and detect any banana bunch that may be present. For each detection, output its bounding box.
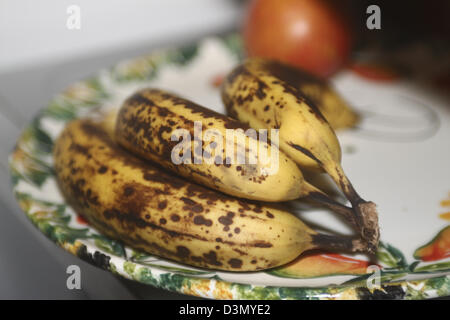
[221,58,379,252]
[53,117,365,271]
[53,57,379,271]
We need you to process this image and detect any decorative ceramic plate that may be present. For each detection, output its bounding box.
[9,34,450,300]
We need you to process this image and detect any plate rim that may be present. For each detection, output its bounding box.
[8,34,450,300]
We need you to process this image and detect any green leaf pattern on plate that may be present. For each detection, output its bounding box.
[377,242,408,269]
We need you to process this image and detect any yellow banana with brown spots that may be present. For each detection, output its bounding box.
[221,58,379,253]
[115,88,302,202]
[53,117,366,271]
[277,68,359,131]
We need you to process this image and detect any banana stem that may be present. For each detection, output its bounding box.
[325,163,380,252]
[304,183,359,230]
[311,233,370,254]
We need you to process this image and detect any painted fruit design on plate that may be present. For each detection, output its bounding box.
[414,226,450,262]
[268,252,374,278]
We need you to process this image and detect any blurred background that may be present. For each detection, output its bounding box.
[0,0,448,299]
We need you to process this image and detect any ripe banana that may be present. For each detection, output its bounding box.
[221,58,379,252]
[114,88,361,230]
[279,67,359,131]
[53,117,365,271]
[115,88,298,202]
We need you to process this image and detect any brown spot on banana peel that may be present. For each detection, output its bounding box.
[218,212,234,226]
[228,258,243,269]
[181,197,204,213]
[232,248,247,256]
[253,241,273,248]
[176,246,190,259]
[158,200,167,209]
[123,186,134,196]
[193,215,213,227]
[98,166,108,174]
[69,142,90,155]
[203,250,222,266]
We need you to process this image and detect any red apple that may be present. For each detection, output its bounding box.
[243,0,353,78]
